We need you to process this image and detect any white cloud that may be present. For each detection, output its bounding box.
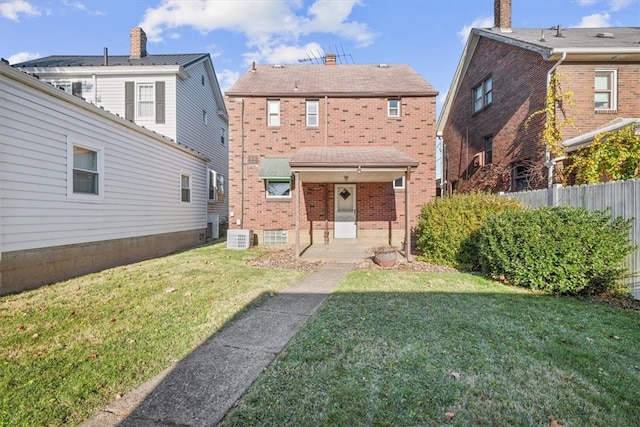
[0,0,40,21]
[6,51,40,64]
[62,0,86,11]
[575,0,637,11]
[457,17,493,44]
[217,68,241,94]
[243,41,324,65]
[576,12,611,27]
[138,0,375,65]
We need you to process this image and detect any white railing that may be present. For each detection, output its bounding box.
[505,179,640,300]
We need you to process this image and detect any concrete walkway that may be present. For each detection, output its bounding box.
[80,262,353,427]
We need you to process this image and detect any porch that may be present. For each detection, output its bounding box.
[298,240,409,264]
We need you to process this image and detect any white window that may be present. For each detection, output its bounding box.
[595,69,617,111]
[266,179,292,198]
[388,99,401,117]
[202,110,208,125]
[181,174,191,203]
[267,99,280,126]
[137,83,154,118]
[393,176,405,189]
[473,76,493,112]
[67,141,104,200]
[207,169,225,202]
[306,99,319,127]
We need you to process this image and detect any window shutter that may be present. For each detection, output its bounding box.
[125,81,134,121]
[155,81,165,124]
[72,82,82,97]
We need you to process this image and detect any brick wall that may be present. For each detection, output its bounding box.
[444,37,550,193]
[444,37,640,193]
[557,62,640,140]
[225,94,437,245]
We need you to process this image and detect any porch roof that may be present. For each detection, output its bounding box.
[289,146,418,183]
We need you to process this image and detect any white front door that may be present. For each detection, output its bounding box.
[334,184,357,238]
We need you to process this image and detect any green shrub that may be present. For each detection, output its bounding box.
[476,207,635,295]
[415,193,523,270]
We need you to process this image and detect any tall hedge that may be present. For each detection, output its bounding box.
[476,207,635,295]
[415,193,523,270]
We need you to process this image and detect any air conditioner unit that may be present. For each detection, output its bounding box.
[227,229,252,250]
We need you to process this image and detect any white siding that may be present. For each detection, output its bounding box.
[39,73,178,141]
[176,59,229,220]
[0,66,207,253]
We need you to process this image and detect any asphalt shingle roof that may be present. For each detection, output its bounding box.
[290,146,419,168]
[12,54,209,68]
[474,26,640,57]
[226,63,438,97]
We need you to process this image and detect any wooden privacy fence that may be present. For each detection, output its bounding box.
[504,179,640,300]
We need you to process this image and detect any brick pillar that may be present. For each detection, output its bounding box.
[130,27,147,59]
[494,0,512,32]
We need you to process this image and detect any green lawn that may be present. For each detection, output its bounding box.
[0,243,303,426]
[220,271,640,427]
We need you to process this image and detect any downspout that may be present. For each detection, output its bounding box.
[544,51,567,193]
[239,98,245,228]
[324,95,328,146]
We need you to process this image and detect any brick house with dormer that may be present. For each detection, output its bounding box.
[225,55,438,257]
[437,0,640,194]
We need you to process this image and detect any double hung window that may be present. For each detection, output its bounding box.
[473,76,493,112]
[306,99,319,127]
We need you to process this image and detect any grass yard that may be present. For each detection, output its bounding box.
[0,243,304,426]
[221,271,640,427]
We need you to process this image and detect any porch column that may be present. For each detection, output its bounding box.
[295,171,301,258]
[405,166,412,262]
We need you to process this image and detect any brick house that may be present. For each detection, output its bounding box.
[224,56,438,257]
[437,0,640,194]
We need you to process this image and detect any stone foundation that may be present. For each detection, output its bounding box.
[0,229,206,295]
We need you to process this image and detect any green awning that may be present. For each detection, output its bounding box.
[259,158,292,179]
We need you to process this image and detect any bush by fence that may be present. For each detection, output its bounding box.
[415,193,522,270]
[477,207,635,295]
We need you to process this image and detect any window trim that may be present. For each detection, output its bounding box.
[266,178,292,199]
[67,139,104,201]
[388,99,401,118]
[207,169,225,202]
[473,75,493,113]
[267,99,280,126]
[202,110,208,125]
[180,173,191,203]
[594,69,617,111]
[220,127,226,145]
[393,176,405,189]
[136,82,155,119]
[306,99,319,127]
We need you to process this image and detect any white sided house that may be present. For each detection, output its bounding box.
[0,62,209,294]
[11,28,228,238]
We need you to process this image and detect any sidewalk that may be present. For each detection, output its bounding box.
[79,262,354,427]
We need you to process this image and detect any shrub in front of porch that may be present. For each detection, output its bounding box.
[476,207,635,295]
[415,193,523,270]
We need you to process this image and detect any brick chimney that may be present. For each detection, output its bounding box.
[324,52,336,65]
[494,0,512,33]
[130,27,147,59]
